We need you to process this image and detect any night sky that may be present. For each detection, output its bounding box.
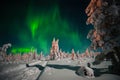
[0,0,93,55]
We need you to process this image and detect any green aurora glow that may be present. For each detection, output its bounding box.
[11,6,83,54]
[0,1,92,55]
[11,47,36,54]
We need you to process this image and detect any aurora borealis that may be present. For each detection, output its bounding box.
[0,0,92,55]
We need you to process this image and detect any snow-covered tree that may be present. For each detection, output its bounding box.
[85,0,120,74]
[0,43,12,61]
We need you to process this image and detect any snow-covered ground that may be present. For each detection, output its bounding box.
[0,58,120,80]
[0,61,47,80]
[39,58,120,80]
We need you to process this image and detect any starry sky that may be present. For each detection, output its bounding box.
[0,0,93,54]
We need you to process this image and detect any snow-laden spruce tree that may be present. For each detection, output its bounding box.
[85,0,120,74]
